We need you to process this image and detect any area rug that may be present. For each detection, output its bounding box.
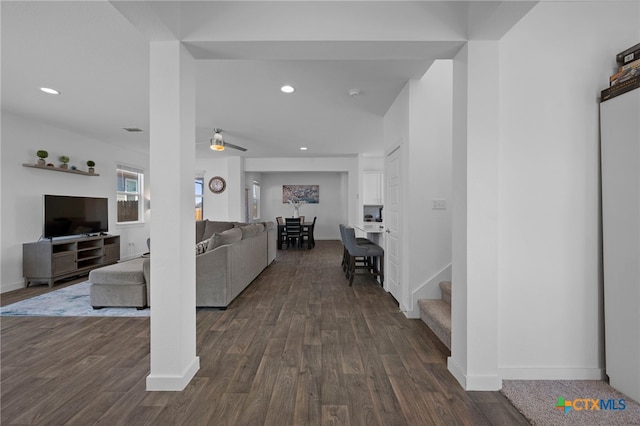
[0,281,149,317]
[501,380,640,425]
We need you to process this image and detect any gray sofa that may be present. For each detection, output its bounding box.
[194,220,276,307]
[89,220,276,309]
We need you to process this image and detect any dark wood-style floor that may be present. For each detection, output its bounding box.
[1,240,529,425]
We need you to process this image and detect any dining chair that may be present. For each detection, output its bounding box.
[276,217,286,249]
[285,217,302,249]
[300,216,316,249]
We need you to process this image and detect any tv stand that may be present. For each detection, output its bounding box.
[23,234,120,288]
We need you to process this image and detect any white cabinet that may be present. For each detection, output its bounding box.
[363,172,384,205]
[600,89,640,403]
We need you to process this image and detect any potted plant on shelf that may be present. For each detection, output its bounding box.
[36,150,48,166]
[59,155,70,169]
[86,160,95,174]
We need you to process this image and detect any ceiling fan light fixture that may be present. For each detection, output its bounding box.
[210,139,225,151]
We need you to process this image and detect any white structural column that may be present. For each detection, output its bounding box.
[147,41,199,391]
[449,41,501,390]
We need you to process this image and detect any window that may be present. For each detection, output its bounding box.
[252,181,260,220]
[117,165,144,223]
[195,177,204,220]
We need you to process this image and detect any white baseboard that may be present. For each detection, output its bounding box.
[1,280,26,294]
[120,252,147,262]
[448,356,467,388]
[447,356,502,390]
[499,367,606,381]
[146,356,200,391]
[406,263,452,319]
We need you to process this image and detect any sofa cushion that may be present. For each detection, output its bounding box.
[239,224,261,239]
[89,258,146,285]
[203,221,234,241]
[196,240,209,255]
[262,221,275,231]
[207,227,242,251]
[196,220,207,243]
[255,223,265,233]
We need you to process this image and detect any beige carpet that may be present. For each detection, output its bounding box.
[501,380,640,425]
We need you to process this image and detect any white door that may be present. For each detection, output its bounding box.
[385,146,402,305]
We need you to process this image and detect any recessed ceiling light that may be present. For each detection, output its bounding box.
[40,87,60,95]
[281,85,295,94]
[300,147,308,151]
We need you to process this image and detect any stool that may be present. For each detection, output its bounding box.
[343,227,384,286]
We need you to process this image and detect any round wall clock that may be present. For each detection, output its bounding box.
[208,176,226,194]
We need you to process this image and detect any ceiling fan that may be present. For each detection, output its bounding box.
[204,128,247,152]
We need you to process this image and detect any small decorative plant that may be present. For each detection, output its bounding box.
[59,155,70,169]
[86,160,96,173]
[36,150,48,166]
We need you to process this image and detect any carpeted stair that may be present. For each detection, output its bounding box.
[418,281,451,350]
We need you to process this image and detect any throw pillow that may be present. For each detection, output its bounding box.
[207,227,242,251]
[239,224,260,239]
[196,220,207,242]
[196,240,209,255]
[202,221,234,241]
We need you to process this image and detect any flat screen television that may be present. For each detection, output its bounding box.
[43,195,109,238]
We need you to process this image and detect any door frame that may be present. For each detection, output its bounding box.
[384,142,405,310]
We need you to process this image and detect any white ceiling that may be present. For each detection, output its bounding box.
[1,1,537,158]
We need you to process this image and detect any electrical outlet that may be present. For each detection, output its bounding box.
[432,199,447,210]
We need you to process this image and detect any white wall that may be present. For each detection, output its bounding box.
[245,156,359,232]
[407,61,453,317]
[450,41,502,390]
[195,157,236,221]
[260,172,347,240]
[1,112,150,293]
[196,157,355,237]
[496,1,639,379]
[382,61,454,318]
[383,81,410,310]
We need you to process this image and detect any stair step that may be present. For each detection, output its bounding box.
[440,281,451,305]
[418,299,451,350]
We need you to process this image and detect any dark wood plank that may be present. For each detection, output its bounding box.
[0,240,529,425]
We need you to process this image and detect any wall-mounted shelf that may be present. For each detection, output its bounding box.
[22,163,100,176]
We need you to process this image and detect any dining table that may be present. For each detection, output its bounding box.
[277,220,315,249]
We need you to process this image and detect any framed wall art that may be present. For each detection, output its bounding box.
[282,185,319,204]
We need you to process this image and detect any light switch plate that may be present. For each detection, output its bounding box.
[432,199,447,210]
